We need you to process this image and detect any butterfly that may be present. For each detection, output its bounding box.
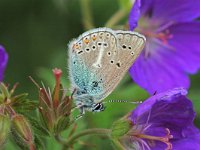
[68,28,146,116]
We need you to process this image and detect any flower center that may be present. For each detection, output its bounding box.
[136,16,173,45]
[132,128,173,150]
[142,30,173,45]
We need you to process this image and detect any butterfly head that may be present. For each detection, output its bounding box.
[91,103,105,112]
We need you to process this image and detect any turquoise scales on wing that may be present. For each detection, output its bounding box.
[71,54,104,96]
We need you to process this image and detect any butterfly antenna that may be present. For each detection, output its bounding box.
[103,100,142,104]
[70,88,77,98]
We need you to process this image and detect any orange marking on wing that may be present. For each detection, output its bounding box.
[84,39,90,44]
[92,36,97,41]
[72,44,80,52]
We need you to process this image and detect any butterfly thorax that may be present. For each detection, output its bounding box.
[73,89,105,112]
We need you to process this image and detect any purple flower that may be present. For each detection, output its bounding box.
[121,88,200,150]
[0,45,8,81]
[129,0,200,94]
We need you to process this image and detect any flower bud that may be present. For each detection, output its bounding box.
[0,114,10,147]
[12,114,35,149]
[34,68,72,134]
[111,118,133,139]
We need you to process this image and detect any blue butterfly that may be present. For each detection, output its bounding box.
[68,28,146,116]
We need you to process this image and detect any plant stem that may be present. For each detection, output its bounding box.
[112,139,125,150]
[80,0,95,30]
[55,128,111,148]
[105,9,128,28]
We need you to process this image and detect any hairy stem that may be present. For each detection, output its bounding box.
[55,128,111,148]
[112,139,126,150]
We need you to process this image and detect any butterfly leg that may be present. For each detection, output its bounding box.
[75,106,85,121]
[70,88,77,98]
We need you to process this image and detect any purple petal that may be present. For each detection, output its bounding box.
[150,134,200,150]
[172,133,200,150]
[130,88,189,126]
[129,0,141,30]
[129,38,190,94]
[130,88,199,149]
[140,0,153,15]
[0,45,8,81]
[168,21,200,74]
[151,0,200,24]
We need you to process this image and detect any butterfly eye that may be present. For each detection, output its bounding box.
[128,46,132,50]
[110,60,114,64]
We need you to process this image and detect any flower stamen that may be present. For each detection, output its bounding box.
[142,30,173,45]
[156,30,173,45]
[133,128,173,150]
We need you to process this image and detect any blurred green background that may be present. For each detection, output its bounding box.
[0,0,200,149]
